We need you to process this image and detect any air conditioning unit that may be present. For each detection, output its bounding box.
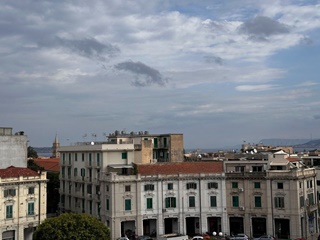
[238,188,244,192]
[239,206,245,211]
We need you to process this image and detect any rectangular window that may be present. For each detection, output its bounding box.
[308,193,314,205]
[146,198,153,209]
[4,189,16,197]
[210,196,217,207]
[6,205,13,218]
[28,187,35,195]
[277,182,283,189]
[80,168,85,177]
[122,152,127,159]
[254,182,261,189]
[165,197,176,208]
[144,184,154,191]
[208,182,218,189]
[125,185,131,192]
[252,166,263,172]
[255,196,261,208]
[125,199,131,211]
[186,182,197,189]
[232,182,238,189]
[274,197,285,208]
[106,199,109,210]
[189,196,195,207]
[74,168,78,177]
[68,153,71,165]
[28,202,35,215]
[235,166,245,172]
[82,153,85,162]
[300,196,304,208]
[154,138,158,148]
[62,153,65,164]
[97,153,100,166]
[232,196,239,207]
[168,183,173,190]
[75,153,78,161]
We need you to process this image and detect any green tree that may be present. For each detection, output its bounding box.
[27,146,38,158]
[33,212,110,240]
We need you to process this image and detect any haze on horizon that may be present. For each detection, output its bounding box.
[1,0,320,149]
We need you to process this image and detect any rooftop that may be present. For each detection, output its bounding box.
[0,166,39,178]
[34,158,60,172]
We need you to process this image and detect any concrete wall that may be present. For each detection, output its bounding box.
[0,135,28,168]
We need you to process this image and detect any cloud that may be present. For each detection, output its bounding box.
[235,84,278,92]
[314,115,320,120]
[114,61,168,87]
[239,16,290,40]
[38,37,120,62]
[203,55,223,65]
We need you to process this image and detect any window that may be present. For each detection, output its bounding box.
[106,199,109,210]
[208,182,218,189]
[61,167,65,178]
[254,182,261,189]
[300,182,303,188]
[165,197,176,208]
[310,180,313,188]
[87,184,92,194]
[67,167,71,178]
[28,187,35,195]
[300,196,304,207]
[210,196,217,207]
[28,202,34,215]
[106,185,109,192]
[232,182,238,189]
[75,153,77,161]
[62,153,65,164]
[122,152,127,159]
[68,153,71,165]
[125,199,131,211]
[163,138,167,147]
[80,168,85,177]
[186,182,197,189]
[168,183,173,190]
[6,205,13,218]
[189,196,195,207]
[146,198,153,209]
[74,168,78,177]
[125,185,131,192]
[252,166,263,172]
[144,184,154,191]
[154,138,158,148]
[235,166,244,172]
[232,196,239,207]
[89,153,92,166]
[4,189,16,197]
[277,182,283,189]
[274,197,285,208]
[255,196,261,208]
[82,153,85,162]
[97,153,100,166]
[308,193,314,205]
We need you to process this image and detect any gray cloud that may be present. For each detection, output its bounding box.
[38,37,120,61]
[314,115,320,120]
[114,61,168,87]
[204,55,223,65]
[239,16,290,40]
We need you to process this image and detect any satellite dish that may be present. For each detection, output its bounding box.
[91,141,95,145]
[254,149,257,153]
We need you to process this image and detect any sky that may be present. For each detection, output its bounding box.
[1,0,320,149]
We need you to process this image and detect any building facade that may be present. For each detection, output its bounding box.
[0,167,47,240]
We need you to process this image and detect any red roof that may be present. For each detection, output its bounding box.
[0,166,39,178]
[33,158,60,172]
[136,161,224,175]
[286,157,301,162]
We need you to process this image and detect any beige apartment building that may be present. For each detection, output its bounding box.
[224,150,318,240]
[0,127,47,240]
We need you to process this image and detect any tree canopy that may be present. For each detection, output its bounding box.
[33,212,110,240]
[27,146,38,158]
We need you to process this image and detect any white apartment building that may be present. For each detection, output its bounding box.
[0,166,47,240]
[100,162,226,239]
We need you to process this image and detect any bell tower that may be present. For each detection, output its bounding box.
[52,133,60,158]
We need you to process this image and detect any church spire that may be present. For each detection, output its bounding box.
[52,133,60,158]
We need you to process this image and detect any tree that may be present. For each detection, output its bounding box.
[33,212,110,240]
[27,146,38,158]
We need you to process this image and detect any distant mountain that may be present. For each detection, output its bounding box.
[293,139,320,149]
[259,138,310,146]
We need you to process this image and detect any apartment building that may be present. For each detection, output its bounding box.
[224,150,318,240]
[100,162,225,239]
[0,167,47,240]
[58,131,184,218]
[0,127,47,240]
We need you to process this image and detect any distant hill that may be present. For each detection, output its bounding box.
[293,139,320,149]
[259,138,310,146]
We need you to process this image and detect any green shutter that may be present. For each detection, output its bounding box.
[211,196,217,207]
[147,198,153,209]
[172,197,176,208]
[232,196,239,207]
[165,198,169,208]
[125,199,131,210]
[255,196,261,208]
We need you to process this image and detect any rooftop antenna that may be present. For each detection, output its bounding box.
[91,133,97,142]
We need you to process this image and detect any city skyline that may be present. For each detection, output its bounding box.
[1,0,320,149]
